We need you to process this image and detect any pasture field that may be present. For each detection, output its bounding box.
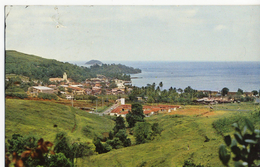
[5,99,115,142]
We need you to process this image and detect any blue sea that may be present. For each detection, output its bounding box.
[70,61,260,92]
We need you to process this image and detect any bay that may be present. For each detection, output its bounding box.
[70,61,260,92]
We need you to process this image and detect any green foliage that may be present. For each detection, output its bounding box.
[104,116,131,150]
[134,122,152,144]
[237,88,244,95]
[252,90,258,96]
[221,87,229,96]
[113,116,126,134]
[71,142,95,158]
[126,103,145,128]
[151,123,163,136]
[38,93,58,100]
[93,137,111,154]
[88,95,98,103]
[7,134,26,154]
[128,84,197,104]
[54,132,71,159]
[219,118,260,167]
[5,92,28,99]
[48,153,72,167]
[115,129,131,147]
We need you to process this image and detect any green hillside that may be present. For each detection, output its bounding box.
[5,99,259,166]
[5,50,141,82]
[78,108,259,167]
[5,99,115,142]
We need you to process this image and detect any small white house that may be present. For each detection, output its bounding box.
[65,94,72,100]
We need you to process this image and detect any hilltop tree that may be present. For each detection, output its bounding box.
[177,88,183,94]
[252,90,258,96]
[221,87,229,97]
[237,88,244,95]
[159,82,163,91]
[126,103,145,128]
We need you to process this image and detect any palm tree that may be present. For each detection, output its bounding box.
[159,82,163,90]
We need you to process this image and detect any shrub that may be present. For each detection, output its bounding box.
[219,118,260,167]
[5,92,28,99]
[183,160,205,167]
[48,153,72,167]
[38,93,58,100]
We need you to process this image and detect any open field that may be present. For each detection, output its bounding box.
[78,103,259,167]
[5,99,115,142]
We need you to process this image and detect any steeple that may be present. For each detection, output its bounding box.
[63,72,67,81]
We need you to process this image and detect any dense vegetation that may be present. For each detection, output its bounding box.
[5,50,141,83]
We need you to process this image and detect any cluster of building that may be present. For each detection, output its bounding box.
[109,104,181,117]
[27,72,132,99]
[196,90,256,104]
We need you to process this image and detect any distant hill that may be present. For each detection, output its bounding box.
[85,60,103,65]
[5,50,141,82]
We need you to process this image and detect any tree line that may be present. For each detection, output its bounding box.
[128,83,258,104]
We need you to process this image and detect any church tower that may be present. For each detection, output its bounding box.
[63,72,67,81]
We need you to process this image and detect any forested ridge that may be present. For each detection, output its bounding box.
[5,50,141,82]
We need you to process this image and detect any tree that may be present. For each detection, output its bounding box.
[88,95,98,103]
[252,90,258,96]
[178,88,183,94]
[48,153,72,167]
[237,88,244,95]
[113,115,126,134]
[134,122,152,144]
[221,87,229,97]
[159,82,163,91]
[53,132,71,160]
[126,103,145,128]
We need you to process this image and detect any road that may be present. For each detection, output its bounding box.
[102,103,119,115]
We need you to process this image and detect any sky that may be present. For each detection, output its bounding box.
[4,4,260,62]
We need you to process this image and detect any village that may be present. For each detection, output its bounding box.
[27,72,131,99]
[23,72,259,119]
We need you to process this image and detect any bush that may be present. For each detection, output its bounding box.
[48,153,72,167]
[219,118,260,167]
[5,92,28,99]
[183,160,205,167]
[38,93,58,100]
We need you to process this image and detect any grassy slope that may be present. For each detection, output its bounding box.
[79,114,224,166]
[6,99,258,166]
[5,99,115,142]
[79,104,259,167]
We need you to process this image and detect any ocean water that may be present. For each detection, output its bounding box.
[70,61,260,92]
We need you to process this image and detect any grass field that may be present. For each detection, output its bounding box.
[5,99,259,166]
[78,103,259,167]
[5,99,115,142]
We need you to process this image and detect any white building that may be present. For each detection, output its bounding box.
[114,79,125,89]
[30,86,54,94]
